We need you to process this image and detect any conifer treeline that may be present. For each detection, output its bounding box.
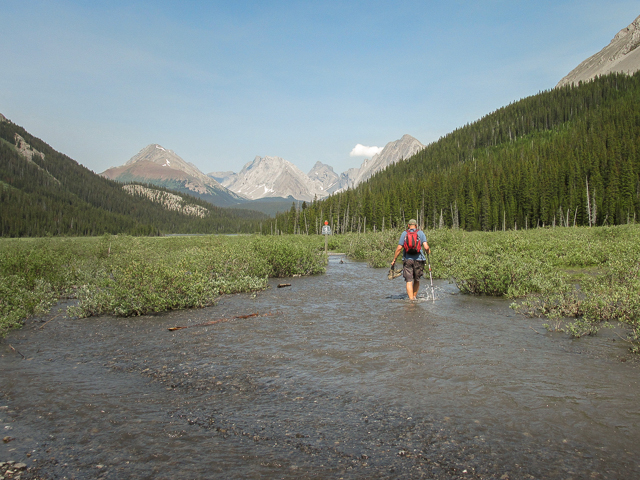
[265,73,640,234]
[0,121,266,236]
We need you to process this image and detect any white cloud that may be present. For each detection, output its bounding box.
[350,144,383,157]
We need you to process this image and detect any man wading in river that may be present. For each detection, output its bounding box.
[391,219,431,300]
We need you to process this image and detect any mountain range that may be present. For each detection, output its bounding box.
[260,15,640,234]
[213,155,327,202]
[266,71,640,234]
[104,134,425,206]
[207,134,424,201]
[101,13,640,210]
[102,11,640,210]
[103,10,640,209]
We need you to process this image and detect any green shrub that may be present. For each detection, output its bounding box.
[0,275,56,336]
[251,236,326,277]
[69,260,222,317]
[450,253,567,297]
[67,235,326,319]
[0,235,326,331]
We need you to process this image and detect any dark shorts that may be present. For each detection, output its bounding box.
[403,259,425,282]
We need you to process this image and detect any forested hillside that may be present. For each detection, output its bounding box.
[0,119,266,236]
[266,73,640,234]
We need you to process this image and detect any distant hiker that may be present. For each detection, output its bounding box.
[391,219,431,300]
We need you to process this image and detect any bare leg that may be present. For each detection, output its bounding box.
[405,280,414,300]
[406,280,419,300]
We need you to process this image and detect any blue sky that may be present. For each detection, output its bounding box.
[1,1,637,175]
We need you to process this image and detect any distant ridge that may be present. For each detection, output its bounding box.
[307,161,340,194]
[0,115,266,236]
[557,14,640,87]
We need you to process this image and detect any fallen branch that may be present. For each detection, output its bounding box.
[168,311,279,331]
[39,314,63,329]
[277,283,291,288]
[9,344,25,359]
[613,330,636,345]
[529,326,543,335]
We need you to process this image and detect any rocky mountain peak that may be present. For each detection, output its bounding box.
[352,134,425,186]
[207,170,236,187]
[612,14,640,46]
[100,144,244,207]
[557,14,640,88]
[308,162,340,194]
[309,160,332,172]
[223,155,328,201]
[120,143,225,187]
[126,144,191,171]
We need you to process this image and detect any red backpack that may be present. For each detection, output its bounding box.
[403,229,421,255]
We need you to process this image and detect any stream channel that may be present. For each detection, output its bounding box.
[2,255,640,479]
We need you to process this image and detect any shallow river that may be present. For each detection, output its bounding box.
[2,256,640,479]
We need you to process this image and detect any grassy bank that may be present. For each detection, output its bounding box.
[333,225,640,348]
[0,235,326,336]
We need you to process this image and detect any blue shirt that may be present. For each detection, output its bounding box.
[398,229,428,261]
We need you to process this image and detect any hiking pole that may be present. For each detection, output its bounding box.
[427,253,435,302]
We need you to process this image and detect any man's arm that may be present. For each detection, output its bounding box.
[419,231,431,255]
[391,244,404,266]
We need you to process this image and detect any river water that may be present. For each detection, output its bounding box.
[1,256,639,479]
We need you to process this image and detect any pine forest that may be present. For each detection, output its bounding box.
[265,73,640,235]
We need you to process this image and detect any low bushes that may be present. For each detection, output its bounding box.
[1,234,327,335]
[251,236,326,277]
